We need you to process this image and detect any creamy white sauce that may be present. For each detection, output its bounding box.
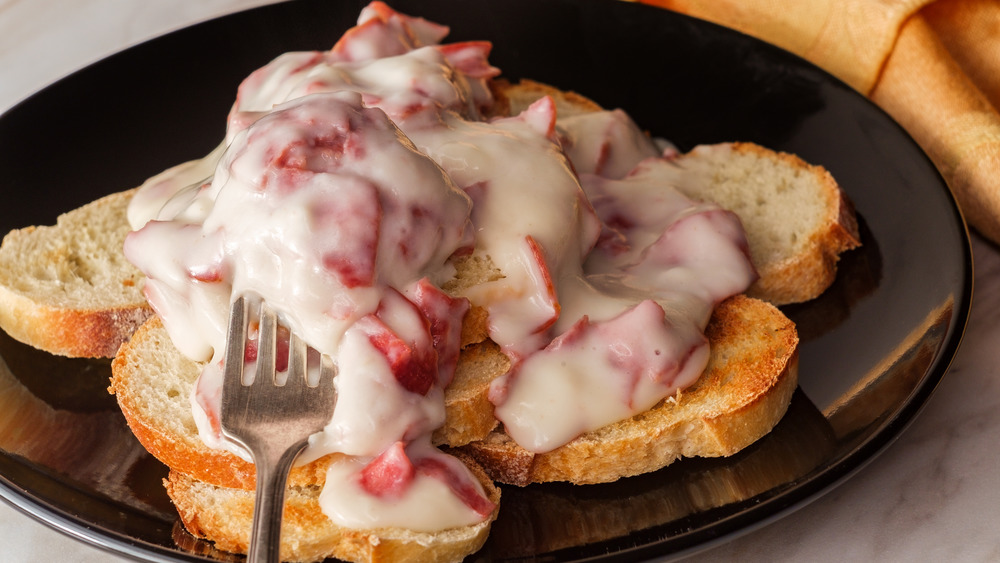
[123,1,757,530]
[319,441,491,532]
[557,109,661,179]
[494,299,711,452]
[406,98,603,358]
[126,142,225,230]
[127,91,477,466]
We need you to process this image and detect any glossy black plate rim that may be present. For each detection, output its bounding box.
[0,0,973,561]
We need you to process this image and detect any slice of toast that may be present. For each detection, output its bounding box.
[109,315,507,491]
[658,142,861,305]
[0,189,151,358]
[165,452,501,563]
[499,80,861,305]
[459,294,798,486]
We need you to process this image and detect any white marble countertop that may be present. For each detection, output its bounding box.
[2,1,999,562]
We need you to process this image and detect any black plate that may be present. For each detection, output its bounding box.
[0,0,971,561]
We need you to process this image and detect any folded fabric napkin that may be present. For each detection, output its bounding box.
[639,0,1000,244]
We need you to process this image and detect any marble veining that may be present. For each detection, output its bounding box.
[2,1,1000,562]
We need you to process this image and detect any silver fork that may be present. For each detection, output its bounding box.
[219,294,337,563]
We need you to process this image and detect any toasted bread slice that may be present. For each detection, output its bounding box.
[460,295,798,486]
[165,451,501,563]
[499,80,861,305]
[660,142,861,305]
[109,315,507,491]
[0,189,151,358]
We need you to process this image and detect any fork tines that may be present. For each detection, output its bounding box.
[223,293,336,390]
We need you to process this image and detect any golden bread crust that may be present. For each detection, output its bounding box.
[719,142,861,304]
[0,292,150,358]
[0,189,151,357]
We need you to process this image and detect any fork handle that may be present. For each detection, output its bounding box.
[247,440,308,563]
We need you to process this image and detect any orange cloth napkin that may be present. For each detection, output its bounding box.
[639,0,1000,244]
